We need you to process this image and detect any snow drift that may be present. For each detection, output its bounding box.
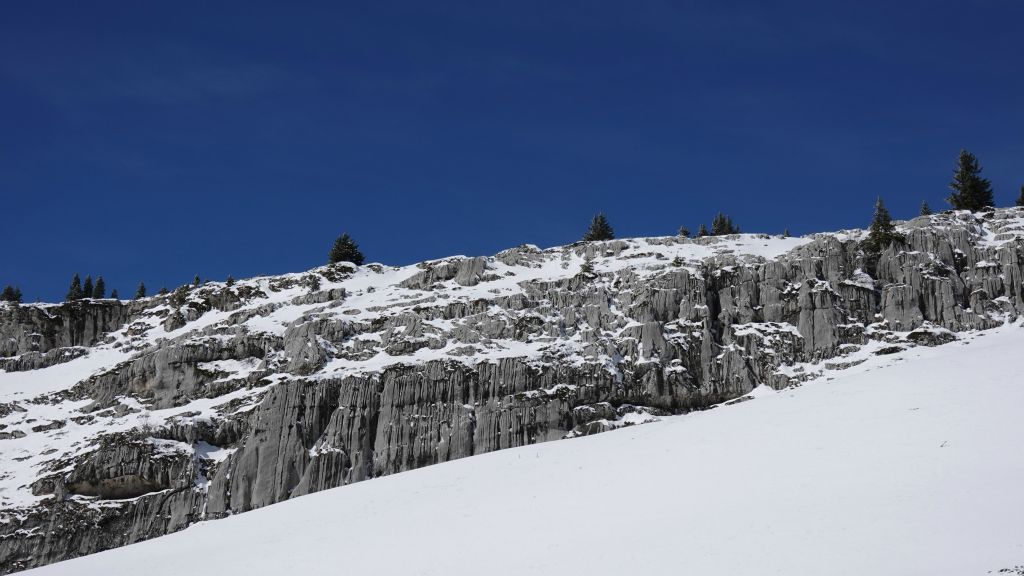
[23,321,1024,576]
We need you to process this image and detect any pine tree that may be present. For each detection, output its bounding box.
[110,289,119,300]
[710,214,723,235]
[327,233,366,265]
[783,229,791,238]
[93,276,105,299]
[947,150,994,211]
[82,276,93,300]
[66,274,83,301]
[579,259,594,276]
[193,275,201,286]
[1016,185,1024,207]
[919,201,932,216]
[134,282,146,299]
[582,213,614,242]
[226,275,235,287]
[678,226,690,238]
[696,224,709,237]
[0,285,21,303]
[863,197,904,256]
[710,212,740,236]
[158,287,169,295]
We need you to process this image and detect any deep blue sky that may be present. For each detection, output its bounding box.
[2,1,1022,302]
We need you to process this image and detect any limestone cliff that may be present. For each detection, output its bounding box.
[1,208,1022,573]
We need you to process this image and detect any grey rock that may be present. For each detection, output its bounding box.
[0,300,133,357]
[65,437,194,499]
[3,208,1024,572]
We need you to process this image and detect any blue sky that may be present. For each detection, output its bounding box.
[2,1,1022,302]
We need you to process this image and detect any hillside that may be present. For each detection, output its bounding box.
[22,320,1024,576]
[1,207,1023,572]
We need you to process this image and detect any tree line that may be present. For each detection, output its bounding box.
[577,149,1019,251]
[63,274,114,301]
[5,150,1021,305]
[863,149,1022,269]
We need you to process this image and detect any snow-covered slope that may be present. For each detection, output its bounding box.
[1,207,1023,572]
[24,320,1024,576]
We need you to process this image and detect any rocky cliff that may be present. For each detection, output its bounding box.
[1,208,1022,572]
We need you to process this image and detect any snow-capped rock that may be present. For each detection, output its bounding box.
[1,207,1022,572]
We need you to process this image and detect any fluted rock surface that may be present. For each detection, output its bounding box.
[1,208,1022,573]
[0,300,133,358]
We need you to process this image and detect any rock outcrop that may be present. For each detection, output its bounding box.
[1,208,1022,573]
[0,300,133,357]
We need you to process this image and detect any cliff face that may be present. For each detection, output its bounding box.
[0,300,135,369]
[1,208,1022,572]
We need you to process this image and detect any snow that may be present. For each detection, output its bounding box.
[197,358,262,382]
[842,268,876,290]
[194,441,235,463]
[4,210,1023,568]
[0,349,267,509]
[0,347,129,399]
[23,322,1024,576]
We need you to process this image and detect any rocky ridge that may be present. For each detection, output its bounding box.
[0,208,1022,572]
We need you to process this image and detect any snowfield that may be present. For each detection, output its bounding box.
[24,322,1024,576]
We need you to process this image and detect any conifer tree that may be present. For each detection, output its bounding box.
[110,289,119,300]
[783,229,791,238]
[579,259,594,276]
[582,213,614,242]
[1017,185,1024,207]
[863,197,904,256]
[919,202,932,216]
[193,275,201,286]
[710,212,740,236]
[66,274,83,301]
[93,276,105,299]
[328,233,366,265]
[696,224,709,237]
[134,282,146,299]
[1,285,22,303]
[82,276,93,300]
[678,226,690,238]
[158,287,169,295]
[947,150,994,211]
[226,275,235,287]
